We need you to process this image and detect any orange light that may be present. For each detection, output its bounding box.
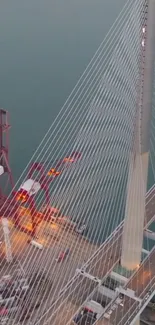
[16,193,27,203]
[64,157,74,163]
[47,168,61,176]
[47,168,55,176]
[51,223,59,230]
[55,171,61,175]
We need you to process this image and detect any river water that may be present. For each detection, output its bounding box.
[0,0,127,179]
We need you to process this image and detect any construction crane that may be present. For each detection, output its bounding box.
[0,109,14,262]
[13,152,82,237]
[0,109,82,244]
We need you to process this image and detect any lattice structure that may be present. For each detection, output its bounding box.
[0,109,13,197]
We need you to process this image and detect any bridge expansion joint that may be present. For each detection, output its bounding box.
[116,286,142,305]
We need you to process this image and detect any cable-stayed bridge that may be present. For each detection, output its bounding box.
[0,0,155,325]
[26,186,155,325]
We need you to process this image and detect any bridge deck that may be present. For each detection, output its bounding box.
[26,186,155,325]
[100,247,155,325]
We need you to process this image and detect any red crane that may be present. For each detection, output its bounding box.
[0,109,18,218]
[13,151,82,237]
[0,109,82,239]
[0,109,14,195]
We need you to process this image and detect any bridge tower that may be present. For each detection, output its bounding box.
[121,0,155,276]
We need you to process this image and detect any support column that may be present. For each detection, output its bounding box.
[121,153,149,270]
[121,0,155,268]
[121,1,155,324]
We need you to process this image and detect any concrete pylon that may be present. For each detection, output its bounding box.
[121,0,155,269]
[121,1,155,324]
[121,152,149,270]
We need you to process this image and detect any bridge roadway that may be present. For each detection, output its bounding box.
[97,247,155,325]
[29,185,155,325]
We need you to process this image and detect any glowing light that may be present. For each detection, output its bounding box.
[142,40,145,47]
[47,168,61,176]
[16,193,28,203]
[63,157,74,163]
[51,223,59,230]
[142,27,145,33]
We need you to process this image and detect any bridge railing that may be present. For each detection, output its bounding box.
[84,184,155,271]
[93,245,155,325]
[117,275,155,325]
[57,185,155,302]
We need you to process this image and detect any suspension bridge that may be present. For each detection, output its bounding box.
[0,0,155,325]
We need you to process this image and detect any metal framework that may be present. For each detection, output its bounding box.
[0,109,18,222]
[13,152,82,237]
[12,162,50,237]
[0,109,14,197]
